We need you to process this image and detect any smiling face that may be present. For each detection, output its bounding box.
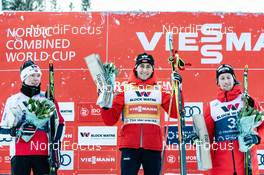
[136,63,154,80]
[24,73,41,87]
[217,73,235,91]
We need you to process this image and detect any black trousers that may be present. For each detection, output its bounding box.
[121,148,161,175]
[11,155,50,175]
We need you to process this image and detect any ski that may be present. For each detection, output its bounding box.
[48,60,59,175]
[168,33,187,175]
[243,65,251,175]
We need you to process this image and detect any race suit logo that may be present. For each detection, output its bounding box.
[221,103,240,112]
[135,91,151,97]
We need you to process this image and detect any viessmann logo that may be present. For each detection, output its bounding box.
[80,156,115,165]
[129,105,158,114]
[137,23,264,64]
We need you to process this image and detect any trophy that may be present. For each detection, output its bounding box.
[84,54,118,108]
[192,114,212,170]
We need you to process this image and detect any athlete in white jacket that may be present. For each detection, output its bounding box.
[0,60,64,175]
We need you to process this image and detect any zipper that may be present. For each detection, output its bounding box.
[225,91,228,102]
[225,91,237,174]
[140,124,143,147]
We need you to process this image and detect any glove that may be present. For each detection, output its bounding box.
[243,134,260,147]
[10,127,17,137]
[247,95,255,108]
[188,132,200,145]
[171,71,182,84]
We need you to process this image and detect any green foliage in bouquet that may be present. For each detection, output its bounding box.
[238,95,264,152]
[27,98,56,120]
[239,97,264,127]
[21,98,56,129]
[103,62,119,86]
[103,63,118,76]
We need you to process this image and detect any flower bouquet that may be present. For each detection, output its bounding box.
[9,98,56,142]
[96,62,119,108]
[238,103,264,152]
[25,98,56,128]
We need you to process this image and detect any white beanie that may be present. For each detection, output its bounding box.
[20,60,42,82]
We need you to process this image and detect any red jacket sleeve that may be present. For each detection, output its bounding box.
[204,103,215,143]
[101,92,125,126]
[161,90,184,119]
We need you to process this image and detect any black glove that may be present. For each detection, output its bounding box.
[188,132,200,145]
[9,127,17,137]
[247,96,255,108]
[244,134,260,147]
[171,71,182,83]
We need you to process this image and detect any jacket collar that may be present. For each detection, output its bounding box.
[21,83,41,97]
[216,85,242,102]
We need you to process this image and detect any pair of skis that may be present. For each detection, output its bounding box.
[242,65,251,175]
[161,33,188,175]
[48,61,60,175]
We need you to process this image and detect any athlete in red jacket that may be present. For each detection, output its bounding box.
[204,64,264,175]
[100,53,182,175]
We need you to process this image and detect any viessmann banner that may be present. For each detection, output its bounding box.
[0,12,264,174]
